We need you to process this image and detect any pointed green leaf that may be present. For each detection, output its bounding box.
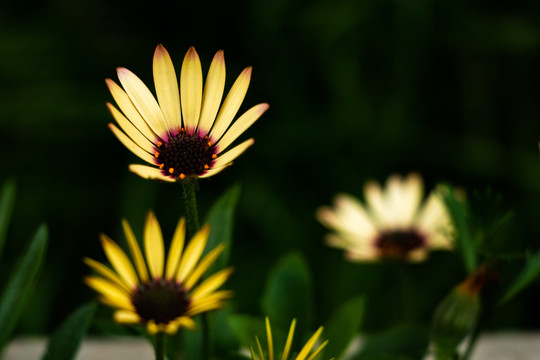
[204,184,241,271]
[356,324,429,359]
[0,224,48,352]
[261,252,312,337]
[42,302,97,360]
[323,295,365,360]
[499,249,540,304]
[0,179,16,256]
[441,186,476,273]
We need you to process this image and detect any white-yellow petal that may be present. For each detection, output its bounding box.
[210,67,252,141]
[128,164,176,182]
[176,225,210,283]
[117,67,168,136]
[199,164,230,179]
[153,44,181,131]
[106,78,157,141]
[109,123,155,164]
[144,211,165,279]
[213,138,254,168]
[100,234,139,289]
[198,50,226,136]
[216,103,269,152]
[122,219,149,282]
[107,103,155,153]
[165,217,186,280]
[180,47,203,131]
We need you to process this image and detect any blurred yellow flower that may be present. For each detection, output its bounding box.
[106,45,269,181]
[250,318,328,360]
[84,212,232,334]
[317,173,453,262]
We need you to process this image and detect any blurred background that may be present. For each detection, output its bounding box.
[1,0,540,342]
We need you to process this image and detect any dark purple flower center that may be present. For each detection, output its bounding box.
[375,229,425,259]
[131,280,190,324]
[154,129,217,179]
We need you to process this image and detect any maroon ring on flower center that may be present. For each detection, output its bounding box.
[154,128,217,179]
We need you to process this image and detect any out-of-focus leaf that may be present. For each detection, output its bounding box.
[42,302,97,360]
[210,307,240,353]
[166,317,203,360]
[0,179,16,256]
[261,252,312,337]
[354,324,429,360]
[0,224,48,352]
[442,185,476,273]
[323,295,365,360]
[204,184,241,272]
[499,249,540,304]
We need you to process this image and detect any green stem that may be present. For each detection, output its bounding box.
[154,332,166,360]
[202,313,210,360]
[182,177,200,237]
[461,326,481,360]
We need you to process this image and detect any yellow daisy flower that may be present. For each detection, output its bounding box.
[106,45,269,181]
[84,211,233,334]
[250,318,328,360]
[317,173,453,262]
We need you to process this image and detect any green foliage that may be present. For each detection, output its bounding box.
[203,184,241,272]
[441,186,477,273]
[42,302,97,360]
[499,249,540,305]
[261,252,313,338]
[0,224,48,353]
[323,295,365,360]
[0,179,16,256]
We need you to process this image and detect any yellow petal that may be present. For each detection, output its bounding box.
[180,47,203,131]
[198,50,226,136]
[184,243,225,291]
[117,67,168,137]
[210,66,252,141]
[199,164,230,179]
[106,78,157,141]
[114,310,141,324]
[165,217,186,280]
[190,268,233,301]
[153,44,181,131]
[216,103,268,152]
[176,225,210,283]
[147,320,159,335]
[296,327,324,360]
[84,257,131,293]
[265,317,274,360]
[85,276,132,310]
[213,138,254,168]
[108,123,155,164]
[100,234,139,289]
[107,103,155,153]
[128,164,175,182]
[144,211,165,279]
[122,219,149,282]
[281,319,296,360]
[305,340,328,360]
[177,316,197,330]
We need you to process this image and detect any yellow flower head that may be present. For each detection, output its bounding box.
[84,212,233,334]
[251,318,328,360]
[106,45,269,181]
[317,173,454,262]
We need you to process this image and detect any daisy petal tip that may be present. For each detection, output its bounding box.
[242,66,253,78]
[187,46,199,58]
[154,44,169,58]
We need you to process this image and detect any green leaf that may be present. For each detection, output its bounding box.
[323,295,365,360]
[228,314,266,350]
[261,252,312,338]
[0,178,16,256]
[441,186,476,273]
[42,302,97,360]
[0,223,48,353]
[499,249,540,304]
[204,184,241,271]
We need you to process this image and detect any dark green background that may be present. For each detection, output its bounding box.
[1,0,540,338]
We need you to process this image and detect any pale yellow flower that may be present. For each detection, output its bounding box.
[106,45,268,181]
[85,212,232,334]
[317,173,453,262]
[251,318,329,360]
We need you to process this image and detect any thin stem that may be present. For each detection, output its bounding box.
[202,313,210,360]
[461,326,481,360]
[181,177,200,237]
[154,332,166,360]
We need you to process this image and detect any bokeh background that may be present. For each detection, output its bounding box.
[1,0,540,342]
